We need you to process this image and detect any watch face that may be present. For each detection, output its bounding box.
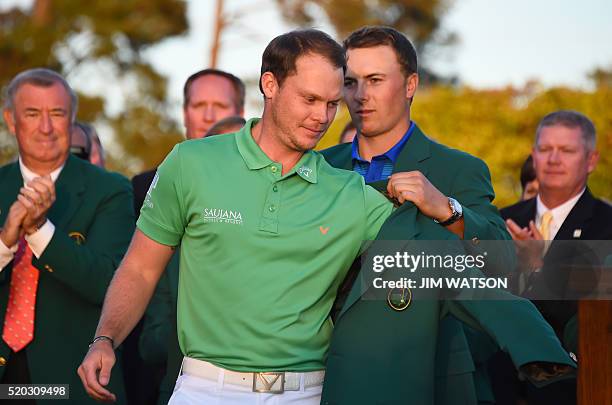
[450,198,462,216]
[436,198,462,225]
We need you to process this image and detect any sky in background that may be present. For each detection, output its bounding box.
[145,0,612,116]
[433,0,611,88]
[2,0,611,117]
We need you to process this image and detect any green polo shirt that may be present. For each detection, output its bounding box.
[137,118,393,372]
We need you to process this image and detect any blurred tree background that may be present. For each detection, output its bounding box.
[0,0,187,173]
[412,76,612,207]
[1,0,610,208]
[278,0,611,207]
[276,0,457,84]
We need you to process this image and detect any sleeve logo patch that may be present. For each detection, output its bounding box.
[144,172,159,209]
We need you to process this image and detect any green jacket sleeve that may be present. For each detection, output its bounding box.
[139,252,179,364]
[453,158,506,240]
[450,157,516,276]
[444,290,576,374]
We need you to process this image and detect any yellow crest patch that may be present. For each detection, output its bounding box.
[68,231,86,245]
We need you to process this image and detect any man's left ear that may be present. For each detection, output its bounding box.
[2,108,16,135]
[406,73,419,100]
[587,149,599,174]
[260,72,278,100]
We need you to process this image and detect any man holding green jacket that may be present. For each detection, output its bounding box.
[320,26,575,405]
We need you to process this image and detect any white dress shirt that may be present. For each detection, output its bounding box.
[536,188,585,241]
[518,188,586,292]
[0,158,64,270]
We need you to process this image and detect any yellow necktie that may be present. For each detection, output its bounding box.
[519,211,554,294]
[539,211,553,240]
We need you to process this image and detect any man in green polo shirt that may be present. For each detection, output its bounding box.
[78,29,410,405]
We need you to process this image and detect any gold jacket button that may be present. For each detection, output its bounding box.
[0,356,6,366]
[44,265,54,273]
[471,237,480,245]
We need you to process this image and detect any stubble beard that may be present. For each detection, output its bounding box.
[269,105,307,153]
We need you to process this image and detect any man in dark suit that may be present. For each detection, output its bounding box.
[494,110,612,404]
[131,69,246,211]
[0,68,133,404]
[130,69,246,405]
[320,26,575,405]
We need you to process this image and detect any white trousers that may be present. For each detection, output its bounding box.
[168,365,323,405]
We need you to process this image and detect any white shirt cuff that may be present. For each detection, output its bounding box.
[0,237,19,271]
[25,220,55,259]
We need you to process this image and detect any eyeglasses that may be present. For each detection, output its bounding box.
[70,146,90,161]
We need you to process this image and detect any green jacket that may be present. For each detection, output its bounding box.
[138,250,181,405]
[0,155,134,404]
[320,126,574,405]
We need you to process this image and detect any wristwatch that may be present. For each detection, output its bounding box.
[434,197,463,226]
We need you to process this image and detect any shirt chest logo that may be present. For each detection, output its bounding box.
[202,208,244,225]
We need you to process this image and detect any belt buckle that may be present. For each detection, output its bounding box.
[252,372,285,393]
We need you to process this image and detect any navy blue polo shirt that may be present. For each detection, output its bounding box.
[352,122,415,182]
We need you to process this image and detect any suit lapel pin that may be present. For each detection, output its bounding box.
[69,231,86,245]
[573,229,582,238]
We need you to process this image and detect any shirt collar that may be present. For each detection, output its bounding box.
[286,153,318,183]
[351,121,415,163]
[235,118,318,184]
[536,188,585,226]
[18,156,64,184]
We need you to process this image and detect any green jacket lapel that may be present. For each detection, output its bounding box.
[321,125,432,175]
[334,126,435,318]
[320,143,353,171]
[337,270,366,320]
[48,155,86,229]
[0,162,22,283]
[323,127,436,318]
[0,161,22,209]
[391,124,432,176]
[343,125,432,197]
[337,205,420,319]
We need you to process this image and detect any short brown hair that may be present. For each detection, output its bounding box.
[344,26,418,77]
[259,29,345,94]
[183,69,245,111]
[205,116,246,137]
[536,110,596,151]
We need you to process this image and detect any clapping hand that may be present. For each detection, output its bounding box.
[17,176,56,234]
